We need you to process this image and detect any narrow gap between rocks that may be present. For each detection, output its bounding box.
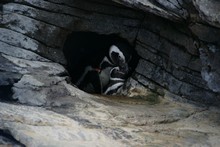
[0,85,17,102]
[63,31,139,95]
[0,129,25,147]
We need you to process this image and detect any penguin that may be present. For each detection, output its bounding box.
[104,66,127,95]
[98,44,132,91]
[100,44,132,74]
[63,31,133,93]
[63,32,132,82]
[80,47,131,94]
[99,66,113,91]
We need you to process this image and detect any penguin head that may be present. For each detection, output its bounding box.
[109,45,132,74]
[103,66,126,95]
[109,66,127,81]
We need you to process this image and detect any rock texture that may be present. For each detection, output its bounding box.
[1,0,220,146]
[1,90,220,146]
[1,0,219,105]
[0,102,123,146]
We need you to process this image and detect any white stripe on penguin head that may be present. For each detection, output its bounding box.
[109,45,125,64]
[109,66,125,81]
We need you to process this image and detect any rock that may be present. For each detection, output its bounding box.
[1,0,220,146]
[12,75,70,106]
[200,45,220,93]
[2,13,65,48]
[112,0,186,21]
[0,71,22,86]
[190,23,220,46]
[0,41,49,62]
[0,28,39,51]
[0,102,123,147]
[2,54,66,75]
[0,129,24,147]
[193,0,220,28]
[1,90,220,146]
[1,0,220,104]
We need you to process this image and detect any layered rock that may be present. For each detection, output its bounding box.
[1,90,220,146]
[1,0,220,146]
[2,0,220,104]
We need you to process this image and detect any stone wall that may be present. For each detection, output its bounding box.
[1,0,220,105]
[134,15,219,104]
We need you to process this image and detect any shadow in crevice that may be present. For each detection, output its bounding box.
[0,129,25,147]
[0,85,17,103]
[63,31,139,94]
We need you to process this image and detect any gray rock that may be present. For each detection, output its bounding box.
[2,54,66,75]
[2,13,65,48]
[0,71,22,86]
[2,0,219,104]
[0,28,39,51]
[190,23,220,46]
[193,0,220,28]
[1,88,220,146]
[0,129,24,147]
[0,102,123,147]
[1,0,220,145]
[0,41,49,62]
[200,45,220,93]
[12,74,70,106]
[112,0,184,21]
[0,54,24,73]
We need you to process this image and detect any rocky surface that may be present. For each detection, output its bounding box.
[0,129,25,146]
[1,0,220,146]
[1,89,220,146]
[2,0,219,105]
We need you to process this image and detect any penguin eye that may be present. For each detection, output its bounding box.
[118,55,122,60]
[114,68,119,72]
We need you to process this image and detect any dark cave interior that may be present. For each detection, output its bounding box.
[63,31,139,94]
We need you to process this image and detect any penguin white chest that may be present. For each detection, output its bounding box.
[99,67,112,88]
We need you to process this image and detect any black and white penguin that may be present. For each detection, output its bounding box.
[100,44,131,74]
[63,32,132,82]
[98,44,132,90]
[63,31,134,93]
[104,66,127,95]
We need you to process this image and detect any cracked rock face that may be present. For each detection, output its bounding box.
[0,0,220,146]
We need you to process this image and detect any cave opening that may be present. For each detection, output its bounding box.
[63,31,139,95]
